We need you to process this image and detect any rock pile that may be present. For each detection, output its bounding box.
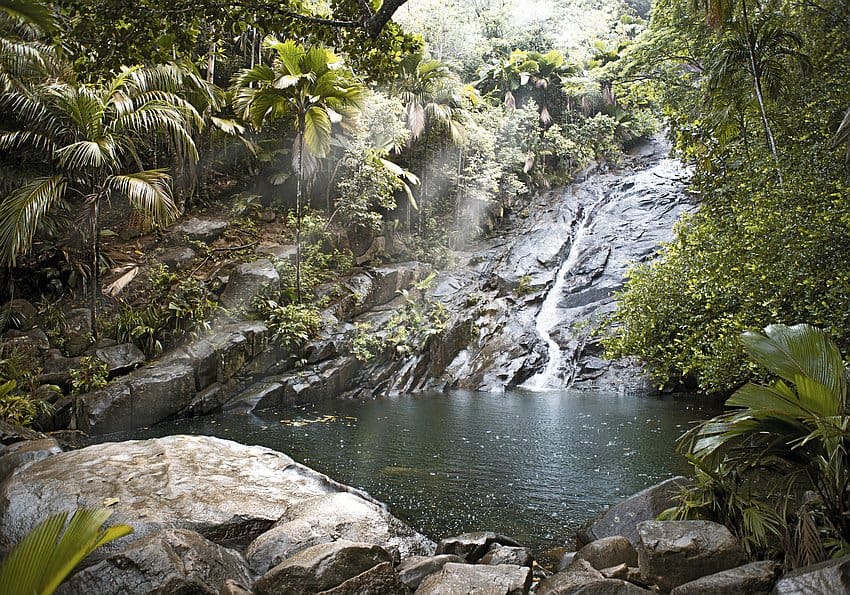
[1,432,848,594]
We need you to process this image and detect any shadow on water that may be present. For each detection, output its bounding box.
[97,389,721,553]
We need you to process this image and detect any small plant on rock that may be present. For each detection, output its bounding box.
[350,321,384,362]
[253,297,322,356]
[69,356,108,394]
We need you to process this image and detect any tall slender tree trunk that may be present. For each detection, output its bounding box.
[90,198,100,340]
[454,147,463,249]
[419,132,430,235]
[742,1,783,184]
[295,118,305,304]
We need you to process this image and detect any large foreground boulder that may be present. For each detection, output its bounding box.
[0,435,433,556]
[579,477,689,546]
[637,520,747,591]
[57,528,252,595]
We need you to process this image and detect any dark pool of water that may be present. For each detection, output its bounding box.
[102,390,718,552]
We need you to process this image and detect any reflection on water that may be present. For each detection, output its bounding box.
[102,390,718,552]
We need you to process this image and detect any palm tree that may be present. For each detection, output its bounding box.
[0,63,210,333]
[709,13,809,182]
[682,323,850,549]
[0,0,59,92]
[233,37,364,302]
[693,0,809,183]
[393,53,466,231]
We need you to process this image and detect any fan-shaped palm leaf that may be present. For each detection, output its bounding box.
[0,507,132,595]
[741,324,846,402]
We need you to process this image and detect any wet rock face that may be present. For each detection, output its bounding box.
[386,137,695,394]
[0,435,433,556]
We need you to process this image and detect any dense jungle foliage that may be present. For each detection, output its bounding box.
[605,0,850,395]
[0,0,652,420]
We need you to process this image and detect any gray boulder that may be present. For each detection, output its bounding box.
[672,560,779,594]
[575,536,638,570]
[159,246,197,269]
[3,327,50,353]
[64,308,93,356]
[8,298,37,329]
[0,436,430,555]
[57,528,252,595]
[537,559,605,594]
[245,491,435,575]
[0,419,45,445]
[480,544,534,567]
[220,258,280,310]
[771,554,850,594]
[637,520,747,591]
[416,562,532,595]
[257,244,298,263]
[436,531,523,563]
[95,343,146,376]
[77,358,195,435]
[317,561,411,594]
[0,438,61,483]
[558,580,651,594]
[396,554,465,590]
[558,551,577,572]
[580,476,689,546]
[39,349,81,387]
[253,540,393,595]
[539,559,651,594]
[173,217,228,242]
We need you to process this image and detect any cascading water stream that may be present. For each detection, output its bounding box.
[522,194,607,391]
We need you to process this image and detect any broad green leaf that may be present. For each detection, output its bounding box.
[741,324,846,401]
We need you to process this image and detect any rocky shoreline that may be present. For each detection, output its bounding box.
[1,430,848,593]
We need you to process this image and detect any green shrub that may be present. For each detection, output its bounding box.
[667,324,850,564]
[350,322,384,362]
[69,356,108,394]
[0,348,56,426]
[253,298,322,355]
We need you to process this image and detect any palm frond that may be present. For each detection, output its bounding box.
[741,324,846,403]
[0,175,66,266]
[0,507,132,595]
[106,170,178,227]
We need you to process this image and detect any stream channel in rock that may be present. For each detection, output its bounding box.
[94,136,715,554]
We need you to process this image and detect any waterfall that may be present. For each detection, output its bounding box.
[522,194,607,391]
